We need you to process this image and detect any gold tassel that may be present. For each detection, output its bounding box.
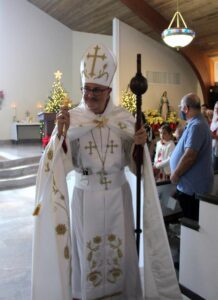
[32,203,41,216]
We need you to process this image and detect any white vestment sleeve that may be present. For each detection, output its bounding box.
[31,135,72,300]
[143,145,182,300]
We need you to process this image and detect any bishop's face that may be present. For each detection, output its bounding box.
[81,83,112,114]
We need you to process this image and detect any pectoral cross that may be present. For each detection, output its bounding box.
[107,140,118,154]
[84,141,96,155]
[87,45,106,77]
[100,176,111,190]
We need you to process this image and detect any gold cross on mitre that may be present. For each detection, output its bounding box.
[87,45,106,77]
[54,70,63,80]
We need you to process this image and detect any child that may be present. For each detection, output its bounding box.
[153,124,175,181]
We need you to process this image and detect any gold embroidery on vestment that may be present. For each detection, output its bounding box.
[93,291,122,300]
[84,141,96,155]
[107,234,123,284]
[106,140,118,153]
[87,236,103,287]
[44,162,50,172]
[86,234,123,287]
[93,116,108,128]
[47,149,53,160]
[87,271,102,287]
[64,245,70,259]
[56,224,67,235]
[32,203,41,216]
[118,122,127,129]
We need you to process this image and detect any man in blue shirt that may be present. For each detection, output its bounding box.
[170,93,213,221]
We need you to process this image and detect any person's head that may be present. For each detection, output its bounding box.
[179,93,201,121]
[159,124,173,142]
[162,91,167,97]
[80,44,117,114]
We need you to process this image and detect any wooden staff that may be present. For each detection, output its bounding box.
[130,54,148,255]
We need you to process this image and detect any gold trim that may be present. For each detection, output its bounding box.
[56,224,67,235]
[93,291,122,300]
[32,203,41,216]
[47,149,53,160]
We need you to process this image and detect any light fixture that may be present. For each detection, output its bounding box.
[162,1,195,50]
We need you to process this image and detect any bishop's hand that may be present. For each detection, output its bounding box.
[56,108,70,138]
[134,126,147,146]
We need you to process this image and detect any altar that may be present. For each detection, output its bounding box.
[11,122,41,142]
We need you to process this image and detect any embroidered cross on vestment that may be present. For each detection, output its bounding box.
[107,140,118,154]
[84,141,96,155]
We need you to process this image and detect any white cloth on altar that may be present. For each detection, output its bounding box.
[31,97,182,300]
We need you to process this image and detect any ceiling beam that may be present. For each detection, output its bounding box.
[120,0,213,103]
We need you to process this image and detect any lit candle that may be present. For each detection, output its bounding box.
[11,103,17,122]
[36,102,43,112]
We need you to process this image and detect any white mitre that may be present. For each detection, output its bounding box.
[80,44,117,87]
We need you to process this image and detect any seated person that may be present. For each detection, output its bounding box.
[153,124,175,181]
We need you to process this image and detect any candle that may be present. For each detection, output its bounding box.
[11,103,17,121]
[36,102,43,112]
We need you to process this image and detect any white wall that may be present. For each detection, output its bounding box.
[0,0,112,141]
[113,18,203,112]
[1,0,72,140]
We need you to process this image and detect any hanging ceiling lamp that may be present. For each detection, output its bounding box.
[162,1,195,50]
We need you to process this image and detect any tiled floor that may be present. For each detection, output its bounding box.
[0,142,42,160]
[0,186,35,300]
[0,143,189,300]
[0,143,41,300]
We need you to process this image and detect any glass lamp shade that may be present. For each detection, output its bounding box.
[162,28,195,48]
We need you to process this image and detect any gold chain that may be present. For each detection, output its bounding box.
[91,128,110,175]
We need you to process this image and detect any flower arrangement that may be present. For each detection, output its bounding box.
[121,86,136,114]
[120,86,179,132]
[144,109,164,131]
[166,111,180,130]
[144,109,179,131]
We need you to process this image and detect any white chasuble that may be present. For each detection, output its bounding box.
[71,127,139,299]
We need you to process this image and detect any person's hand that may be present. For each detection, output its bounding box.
[170,172,180,184]
[134,126,147,146]
[56,108,70,138]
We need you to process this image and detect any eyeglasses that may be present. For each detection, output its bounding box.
[178,104,185,109]
[81,87,109,97]
[178,104,189,110]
